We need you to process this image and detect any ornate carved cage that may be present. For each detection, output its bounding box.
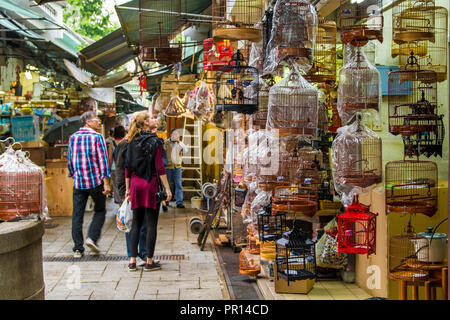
[264,0,318,73]
[216,50,259,114]
[337,44,380,125]
[272,185,317,217]
[304,18,337,84]
[385,160,438,217]
[203,38,234,71]
[212,0,263,42]
[339,0,383,46]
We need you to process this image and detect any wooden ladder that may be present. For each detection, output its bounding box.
[181,117,202,196]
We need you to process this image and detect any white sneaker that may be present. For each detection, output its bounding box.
[85,238,100,254]
[137,257,146,267]
[73,250,84,259]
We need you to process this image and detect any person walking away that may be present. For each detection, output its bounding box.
[68,111,111,258]
[124,111,171,271]
[109,125,125,203]
[165,128,188,208]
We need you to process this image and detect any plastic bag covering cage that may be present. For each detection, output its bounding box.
[272,185,318,217]
[387,53,443,158]
[203,38,234,71]
[262,1,276,52]
[339,0,383,46]
[337,195,378,257]
[275,227,316,285]
[266,65,319,138]
[337,44,380,125]
[212,0,263,42]
[385,160,437,217]
[264,0,318,73]
[392,4,448,82]
[389,223,430,282]
[304,18,337,84]
[138,0,182,65]
[331,114,382,206]
[216,50,259,115]
[0,143,44,221]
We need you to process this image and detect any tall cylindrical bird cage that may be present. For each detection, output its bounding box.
[385,160,438,217]
[264,0,318,73]
[337,44,380,125]
[305,18,337,84]
[339,0,383,46]
[212,0,264,42]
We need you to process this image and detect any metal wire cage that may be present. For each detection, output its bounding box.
[216,50,259,114]
[275,227,316,284]
[257,209,287,242]
[304,18,337,84]
[339,0,383,46]
[392,6,448,82]
[402,115,445,158]
[272,185,318,217]
[385,160,438,217]
[337,195,378,257]
[389,223,430,282]
[212,0,264,42]
[337,44,380,125]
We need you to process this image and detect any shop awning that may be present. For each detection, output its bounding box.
[78,29,137,76]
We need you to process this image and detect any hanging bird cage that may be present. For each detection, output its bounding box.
[216,50,259,114]
[317,89,330,133]
[337,44,380,125]
[337,195,378,257]
[138,0,183,65]
[272,185,318,217]
[305,18,337,84]
[402,115,444,158]
[203,38,234,71]
[264,0,318,73]
[212,0,264,42]
[249,77,274,129]
[266,65,319,138]
[239,248,261,276]
[385,160,438,217]
[275,227,316,284]
[389,223,430,282]
[339,0,383,46]
[331,114,382,203]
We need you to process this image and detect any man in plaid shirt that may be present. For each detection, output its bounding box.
[68,111,111,258]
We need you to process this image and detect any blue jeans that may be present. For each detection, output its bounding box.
[125,224,147,259]
[166,167,183,205]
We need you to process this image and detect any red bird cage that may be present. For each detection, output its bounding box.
[385,160,438,217]
[339,0,383,46]
[272,185,317,217]
[203,38,234,71]
[337,195,378,257]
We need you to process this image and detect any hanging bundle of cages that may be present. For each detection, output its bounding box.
[264,0,318,73]
[304,18,337,84]
[272,185,318,217]
[385,160,438,217]
[337,195,378,257]
[139,0,183,65]
[388,53,443,158]
[339,0,383,46]
[203,38,234,71]
[331,113,383,206]
[275,227,316,284]
[212,0,263,42]
[389,223,430,282]
[337,44,381,125]
[216,50,259,114]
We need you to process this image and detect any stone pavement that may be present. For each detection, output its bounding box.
[42,200,229,300]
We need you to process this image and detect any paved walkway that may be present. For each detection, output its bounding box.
[42,200,229,300]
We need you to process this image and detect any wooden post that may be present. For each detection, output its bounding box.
[412,285,419,300]
[425,281,431,300]
[442,268,448,300]
[399,280,407,300]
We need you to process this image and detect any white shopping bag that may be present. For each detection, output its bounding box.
[116,199,133,232]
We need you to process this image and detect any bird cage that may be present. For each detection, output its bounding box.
[139,0,183,65]
[337,195,378,257]
[257,203,288,242]
[389,223,430,282]
[248,40,265,74]
[402,115,445,158]
[203,38,234,71]
[239,248,261,276]
[266,65,319,138]
[317,89,330,133]
[275,227,316,285]
[264,0,318,73]
[331,114,382,206]
[339,0,383,46]
[0,143,44,221]
[385,160,438,217]
[216,50,259,114]
[248,225,260,254]
[249,77,274,129]
[304,18,337,84]
[262,1,276,52]
[212,0,264,42]
[337,44,380,125]
[272,185,317,217]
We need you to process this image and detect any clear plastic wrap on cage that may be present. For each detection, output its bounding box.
[249,40,265,74]
[331,114,382,206]
[264,0,318,74]
[186,81,216,119]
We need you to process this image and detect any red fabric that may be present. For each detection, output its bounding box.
[126,146,166,210]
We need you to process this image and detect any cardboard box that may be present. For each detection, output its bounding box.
[274,264,315,294]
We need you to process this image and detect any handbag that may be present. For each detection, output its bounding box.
[155,176,167,203]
